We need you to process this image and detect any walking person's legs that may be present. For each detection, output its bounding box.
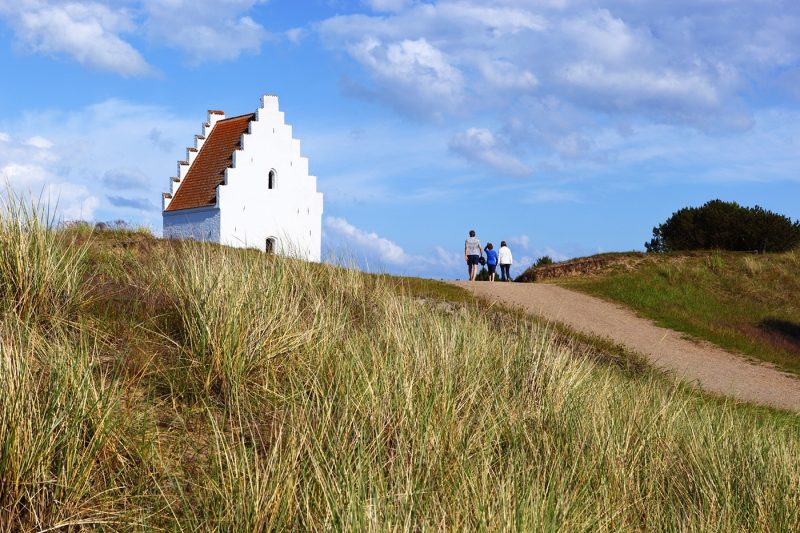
[467,255,479,281]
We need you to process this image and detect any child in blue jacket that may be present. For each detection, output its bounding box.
[484,243,498,282]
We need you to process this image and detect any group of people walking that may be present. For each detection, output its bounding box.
[464,230,514,282]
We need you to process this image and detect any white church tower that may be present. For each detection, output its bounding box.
[162,94,323,261]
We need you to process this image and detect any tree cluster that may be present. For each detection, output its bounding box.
[645,200,800,253]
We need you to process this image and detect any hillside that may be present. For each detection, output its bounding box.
[519,251,800,374]
[2,204,799,530]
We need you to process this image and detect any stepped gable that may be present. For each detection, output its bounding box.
[166,113,255,212]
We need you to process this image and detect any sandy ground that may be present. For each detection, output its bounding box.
[452,281,800,412]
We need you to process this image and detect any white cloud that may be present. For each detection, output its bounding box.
[530,246,569,263]
[560,62,720,111]
[433,245,462,268]
[346,37,464,118]
[0,98,196,225]
[364,0,413,13]
[603,108,800,184]
[437,3,547,35]
[526,189,579,204]
[1,157,100,221]
[562,9,638,63]
[141,0,268,63]
[553,133,594,159]
[316,0,800,143]
[285,27,305,44]
[326,216,413,265]
[3,1,152,76]
[0,0,270,74]
[44,182,100,220]
[24,136,53,149]
[449,128,531,176]
[1,162,51,188]
[479,59,539,90]
[508,234,530,250]
[325,216,467,277]
[319,2,548,119]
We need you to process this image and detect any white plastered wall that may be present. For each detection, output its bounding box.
[216,95,324,261]
[162,207,221,241]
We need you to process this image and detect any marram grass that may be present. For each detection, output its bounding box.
[0,192,88,324]
[0,199,798,531]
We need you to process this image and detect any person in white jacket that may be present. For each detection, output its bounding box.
[498,241,513,281]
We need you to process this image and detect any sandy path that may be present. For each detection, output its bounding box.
[452,281,800,412]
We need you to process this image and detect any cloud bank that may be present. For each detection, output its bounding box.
[318,0,800,167]
[0,0,269,74]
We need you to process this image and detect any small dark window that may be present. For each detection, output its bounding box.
[268,169,277,190]
[265,237,276,254]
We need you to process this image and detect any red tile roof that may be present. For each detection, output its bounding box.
[165,113,255,212]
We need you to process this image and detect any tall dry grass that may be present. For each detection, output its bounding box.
[149,245,800,531]
[0,197,798,530]
[0,192,88,324]
[0,194,143,531]
[156,244,329,406]
[0,321,140,531]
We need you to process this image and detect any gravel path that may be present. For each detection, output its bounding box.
[452,281,800,412]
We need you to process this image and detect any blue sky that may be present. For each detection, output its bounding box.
[1,0,799,278]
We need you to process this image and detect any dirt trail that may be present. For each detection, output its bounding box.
[453,281,800,412]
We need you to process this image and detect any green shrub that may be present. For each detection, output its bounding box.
[646,199,800,253]
[534,255,555,267]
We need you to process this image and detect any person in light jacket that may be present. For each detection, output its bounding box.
[498,241,513,281]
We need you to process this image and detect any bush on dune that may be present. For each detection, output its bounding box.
[646,199,800,253]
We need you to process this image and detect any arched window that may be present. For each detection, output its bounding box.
[268,169,277,190]
[265,237,277,254]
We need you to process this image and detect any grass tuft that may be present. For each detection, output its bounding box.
[0,191,88,324]
[0,320,138,531]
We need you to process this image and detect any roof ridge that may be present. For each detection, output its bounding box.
[216,112,256,123]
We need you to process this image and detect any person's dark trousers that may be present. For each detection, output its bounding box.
[500,264,511,281]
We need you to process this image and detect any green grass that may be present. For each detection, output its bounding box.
[380,274,475,304]
[1,195,799,530]
[554,251,800,374]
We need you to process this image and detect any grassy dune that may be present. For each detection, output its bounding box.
[543,252,800,374]
[1,200,799,531]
